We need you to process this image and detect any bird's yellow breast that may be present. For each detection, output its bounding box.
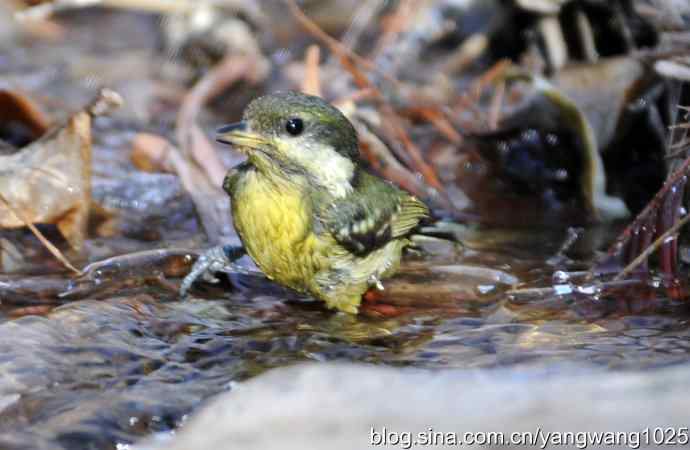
[231,170,324,292]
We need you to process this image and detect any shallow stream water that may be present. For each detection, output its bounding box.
[1,227,689,449]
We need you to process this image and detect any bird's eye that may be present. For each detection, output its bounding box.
[285,118,304,136]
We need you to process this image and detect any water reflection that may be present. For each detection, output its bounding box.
[1,227,690,449]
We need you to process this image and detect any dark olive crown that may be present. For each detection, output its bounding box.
[244,91,359,160]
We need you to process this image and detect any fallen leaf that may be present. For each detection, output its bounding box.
[0,89,121,252]
[0,89,51,150]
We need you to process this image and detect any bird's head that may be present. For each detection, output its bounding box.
[217,91,359,197]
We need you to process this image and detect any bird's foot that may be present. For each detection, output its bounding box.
[361,288,409,318]
[179,245,247,298]
[363,288,385,303]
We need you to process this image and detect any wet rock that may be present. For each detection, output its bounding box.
[92,172,198,240]
[140,362,689,450]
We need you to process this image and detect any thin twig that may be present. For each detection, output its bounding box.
[507,279,641,298]
[379,105,446,193]
[452,59,510,127]
[335,55,447,194]
[472,59,511,99]
[593,153,690,271]
[488,80,505,130]
[340,0,385,50]
[401,107,462,144]
[613,213,690,282]
[370,0,416,59]
[302,45,322,97]
[284,0,399,87]
[0,193,81,275]
[285,0,457,209]
[176,55,265,187]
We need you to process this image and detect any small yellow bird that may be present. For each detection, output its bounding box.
[181,91,429,313]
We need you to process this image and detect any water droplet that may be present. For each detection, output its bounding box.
[272,48,292,64]
[554,284,573,296]
[477,284,496,295]
[225,380,241,391]
[576,284,598,295]
[552,271,570,283]
[554,169,568,181]
[521,128,538,142]
[664,235,677,244]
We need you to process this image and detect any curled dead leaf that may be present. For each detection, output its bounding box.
[131,132,175,173]
[0,89,121,253]
[0,89,51,151]
[0,111,91,252]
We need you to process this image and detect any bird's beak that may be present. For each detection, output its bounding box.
[216,121,266,150]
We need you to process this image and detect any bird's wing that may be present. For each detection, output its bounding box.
[321,172,429,256]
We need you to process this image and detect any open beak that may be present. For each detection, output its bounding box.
[216,121,266,150]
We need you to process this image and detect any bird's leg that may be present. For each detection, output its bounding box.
[179,245,247,297]
[368,274,385,291]
[362,288,385,303]
[362,278,389,310]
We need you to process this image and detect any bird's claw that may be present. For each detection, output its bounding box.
[368,275,384,291]
[179,245,246,298]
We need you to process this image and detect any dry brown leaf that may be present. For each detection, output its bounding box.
[131,132,174,173]
[0,111,91,251]
[0,89,51,146]
[0,89,121,253]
